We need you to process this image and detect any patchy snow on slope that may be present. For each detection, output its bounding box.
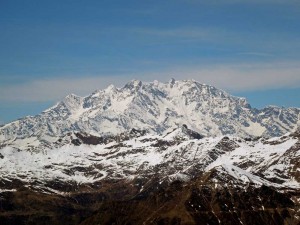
[0,123,300,192]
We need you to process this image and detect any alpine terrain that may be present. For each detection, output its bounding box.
[0,79,300,225]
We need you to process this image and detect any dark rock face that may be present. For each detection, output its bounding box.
[182,124,204,140]
[0,177,299,225]
[69,129,148,147]
[81,182,299,225]
[74,132,112,145]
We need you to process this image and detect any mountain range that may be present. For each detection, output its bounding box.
[0,79,300,225]
[1,79,299,144]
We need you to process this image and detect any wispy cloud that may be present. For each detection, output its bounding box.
[167,62,300,91]
[131,27,215,40]
[0,61,300,102]
[236,52,274,57]
[184,0,299,4]
[128,26,300,54]
[0,76,136,102]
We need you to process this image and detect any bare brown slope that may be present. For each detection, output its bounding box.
[1,173,299,225]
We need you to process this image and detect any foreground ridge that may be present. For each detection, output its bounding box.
[0,127,300,224]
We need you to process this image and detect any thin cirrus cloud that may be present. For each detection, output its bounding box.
[131,27,215,40]
[1,61,300,102]
[128,27,237,44]
[236,52,274,57]
[127,26,300,53]
[185,0,300,4]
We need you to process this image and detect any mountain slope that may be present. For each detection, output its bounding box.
[1,79,299,144]
[1,79,300,225]
[1,127,300,193]
[1,128,300,225]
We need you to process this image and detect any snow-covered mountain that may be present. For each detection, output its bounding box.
[1,79,300,224]
[1,79,299,145]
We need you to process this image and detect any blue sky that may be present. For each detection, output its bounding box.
[0,0,300,124]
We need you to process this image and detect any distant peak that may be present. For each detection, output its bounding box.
[124,79,143,90]
[64,93,82,102]
[65,93,80,98]
[153,80,159,85]
[169,78,176,87]
[63,93,82,107]
[265,105,282,109]
[131,79,142,86]
[176,79,201,87]
[105,84,117,92]
[266,105,277,107]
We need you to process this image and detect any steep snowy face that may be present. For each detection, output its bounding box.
[0,79,299,142]
[255,106,300,137]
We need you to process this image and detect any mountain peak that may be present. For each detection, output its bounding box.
[169,78,176,87]
[0,79,299,141]
[65,93,80,99]
[104,84,117,93]
[63,93,83,108]
[123,79,143,90]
